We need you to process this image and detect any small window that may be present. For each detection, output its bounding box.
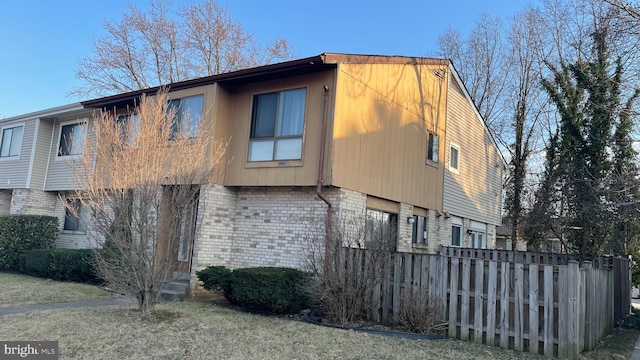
[427,132,439,163]
[365,209,398,250]
[168,94,204,139]
[248,88,306,161]
[411,215,428,245]
[58,122,87,157]
[0,125,23,158]
[64,199,86,232]
[451,217,463,247]
[449,142,460,173]
[471,230,486,249]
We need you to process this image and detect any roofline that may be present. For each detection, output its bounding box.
[82,53,451,108]
[1,103,85,123]
[447,62,508,169]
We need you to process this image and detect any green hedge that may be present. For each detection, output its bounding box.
[19,249,99,283]
[197,266,308,314]
[0,215,59,270]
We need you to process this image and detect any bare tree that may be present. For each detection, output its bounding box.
[68,89,226,314]
[73,0,294,97]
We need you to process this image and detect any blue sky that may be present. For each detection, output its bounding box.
[0,0,532,119]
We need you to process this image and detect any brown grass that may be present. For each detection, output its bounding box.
[0,302,551,360]
[0,272,115,307]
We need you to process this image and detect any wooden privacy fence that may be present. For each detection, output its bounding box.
[338,247,630,359]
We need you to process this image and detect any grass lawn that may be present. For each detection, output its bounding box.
[0,272,116,307]
[0,273,636,359]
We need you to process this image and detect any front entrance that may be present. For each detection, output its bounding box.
[175,196,198,274]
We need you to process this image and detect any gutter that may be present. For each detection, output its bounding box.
[317,85,333,265]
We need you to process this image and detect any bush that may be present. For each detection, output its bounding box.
[398,287,443,333]
[19,249,99,283]
[0,215,59,270]
[197,266,308,314]
[196,266,234,302]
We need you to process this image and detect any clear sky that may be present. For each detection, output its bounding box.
[0,0,533,119]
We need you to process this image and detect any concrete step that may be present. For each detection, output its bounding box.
[164,279,190,292]
[160,278,190,302]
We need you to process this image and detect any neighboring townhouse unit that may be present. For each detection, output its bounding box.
[0,53,504,293]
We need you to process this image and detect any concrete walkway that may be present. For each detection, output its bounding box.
[630,336,640,360]
[0,296,136,316]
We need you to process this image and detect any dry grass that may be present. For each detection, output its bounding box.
[0,272,115,307]
[0,302,549,360]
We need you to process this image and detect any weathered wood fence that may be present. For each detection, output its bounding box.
[339,247,631,359]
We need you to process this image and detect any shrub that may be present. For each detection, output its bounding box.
[197,266,309,314]
[398,287,442,333]
[19,249,99,283]
[231,267,309,314]
[0,215,59,270]
[196,266,234,301]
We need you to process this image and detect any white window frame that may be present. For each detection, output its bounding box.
[63,198,87,233]
[449,142,460,174]
[0,123,25,161]
[248,88,307,162]
[56,119,88,160]
[470,221,487,249]
[451,216,463,247]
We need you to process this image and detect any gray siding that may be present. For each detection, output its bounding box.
[0,119,36,189]
[44,114,93,191]
[443,77,502,226]
[29,120,54,190]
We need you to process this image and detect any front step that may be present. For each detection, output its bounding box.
[160,277,190,302]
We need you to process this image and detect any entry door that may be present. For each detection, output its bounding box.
[175,196,198,274]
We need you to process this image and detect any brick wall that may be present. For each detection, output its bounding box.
[9,189,58,215]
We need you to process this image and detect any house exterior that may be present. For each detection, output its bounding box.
[0,53,504,295]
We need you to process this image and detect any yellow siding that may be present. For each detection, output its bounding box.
[331,63,448,211]
[224,71,336,186]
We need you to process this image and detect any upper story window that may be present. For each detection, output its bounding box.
[168,94,204,139]
[248,88,306,162]
[0,125,24,158]
[58,121,87,157]
[427,132,439,163]
[116,114,140,145]
[449,142,460,174]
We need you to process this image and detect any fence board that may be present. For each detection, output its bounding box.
[499,261,510,349]
[393,255,402,321]
[486,261,497,347]
[449,257,459,338]
[474,259,484,344]
[529,264,539,355]
[543,265,554,358]
[514,263,524,352]
[460,258,471,341]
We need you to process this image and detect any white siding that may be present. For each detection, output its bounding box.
[29,120,54,190]
[44,115,93,191]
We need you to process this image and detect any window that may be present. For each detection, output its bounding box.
[168,94,204,139]
[365,209,398,250]
[64,199,86,232]
[427,132,439,163]
[449,142,460,174]
[116,114,140,145]
[451,217,462,247]
[248,88,306,161]
[0,125,23,158]
[471,230,486,249]
[411,215,428,245]
[58,122,87,157]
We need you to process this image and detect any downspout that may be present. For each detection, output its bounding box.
[317,85,333,267]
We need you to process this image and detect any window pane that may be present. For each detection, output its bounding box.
[181,95,204,138]
[167,99,182,139]
[70,124,86,155]
[452,226,461,246]
[274,137,302,160]
[450,146,459,169]
[9,126,22,156]
[432,134,439,162]
[248,139,274,161]
[1,128,12,157]
[277,88,306,136]
[251,93,277,138]
[59,124,74,155]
